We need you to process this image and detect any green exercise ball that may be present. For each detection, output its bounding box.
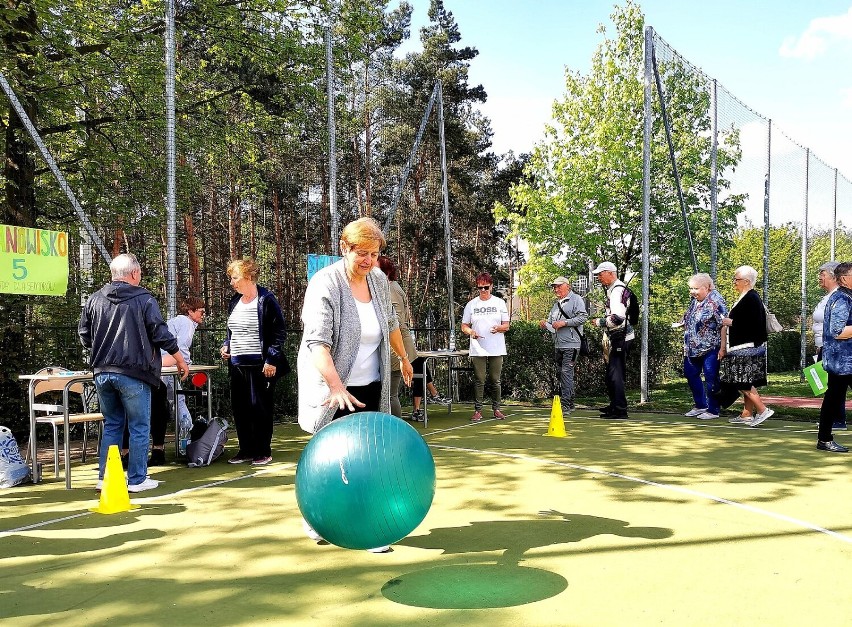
[295,411,436,550]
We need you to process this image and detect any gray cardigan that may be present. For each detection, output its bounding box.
[297,260,399,433]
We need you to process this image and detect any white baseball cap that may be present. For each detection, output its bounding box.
[592,261,617,275]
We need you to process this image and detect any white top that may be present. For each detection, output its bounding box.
[813,288,836,348]
[160,314,198,363]
[348,299,382,386]
[227,298,262,357]
[462,295,510,357]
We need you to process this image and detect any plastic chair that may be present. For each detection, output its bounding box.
[28,367,104,477]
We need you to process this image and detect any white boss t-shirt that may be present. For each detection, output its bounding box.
[462,296,509,357]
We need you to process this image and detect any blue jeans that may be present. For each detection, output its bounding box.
[684,350,720,414]
[95,372,152,485]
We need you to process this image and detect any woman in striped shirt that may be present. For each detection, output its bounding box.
[220,258,289,465]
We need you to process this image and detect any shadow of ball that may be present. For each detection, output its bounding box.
[295,411,436,550]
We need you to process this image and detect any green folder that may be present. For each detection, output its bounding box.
[803,361,828,396]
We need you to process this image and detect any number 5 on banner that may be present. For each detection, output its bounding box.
[12,258,27,280]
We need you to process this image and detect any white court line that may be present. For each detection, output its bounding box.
[0,464,295,537]
[429,443,852,544]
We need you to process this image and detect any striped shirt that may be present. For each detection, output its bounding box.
[228,298,262,362]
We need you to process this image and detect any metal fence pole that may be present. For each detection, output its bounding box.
[763,120,771,303]
[326,25,338,247]
[710,79,718,280]
[436,81,456,350]
[0,72,111,263]
[832,168,838,260]
[640,26,653,403]
[165,0,177,317]
[800,149,809,378]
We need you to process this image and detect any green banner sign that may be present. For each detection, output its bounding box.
[1,224,70,296]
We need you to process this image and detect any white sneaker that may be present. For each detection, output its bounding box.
[127,477,159,492]
[696,412,719,420]
[302,518,324,542]
[366,545,391,553]
[684,407,708,417]
[95,480,103,491]
[729,415,750,424]
[749,408,774,427]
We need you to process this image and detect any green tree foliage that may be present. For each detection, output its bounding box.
[496,1,743,298]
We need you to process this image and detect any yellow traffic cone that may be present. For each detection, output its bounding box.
[544,395,568,438]
[91,445,138,514]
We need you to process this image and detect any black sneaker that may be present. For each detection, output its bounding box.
[410,409,425,422]
[148,448,166,466]
[817,440,849,453]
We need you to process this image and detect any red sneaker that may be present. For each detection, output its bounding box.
[471,410,482,422]
[494,410,506,420]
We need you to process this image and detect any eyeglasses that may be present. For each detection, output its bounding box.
[477,285,491,291]
[733,277,746,283]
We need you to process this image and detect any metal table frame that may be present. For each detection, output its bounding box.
[20,364,218,489]
[416,349,469,427]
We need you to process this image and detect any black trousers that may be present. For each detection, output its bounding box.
[332,380,382,420]
[230,365,277,458]
[818,371,852,441]
[606,336,632,413]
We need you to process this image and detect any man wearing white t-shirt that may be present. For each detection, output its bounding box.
[461,272,511,421]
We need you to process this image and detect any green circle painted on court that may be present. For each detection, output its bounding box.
[381,564,568,609]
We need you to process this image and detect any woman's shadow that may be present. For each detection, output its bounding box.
[383,510,672,609]
[396,509,673,564]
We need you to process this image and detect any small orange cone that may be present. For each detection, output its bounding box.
[544,395,568,438]
[91,445,138,514]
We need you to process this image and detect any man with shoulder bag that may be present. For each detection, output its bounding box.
[539,276,589,416]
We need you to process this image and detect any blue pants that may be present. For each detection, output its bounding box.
[95,372,152,486]
[684,350,720,414]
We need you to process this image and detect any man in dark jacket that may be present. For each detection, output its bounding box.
[79,253,188,492]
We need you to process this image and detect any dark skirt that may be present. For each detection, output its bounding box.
[719,345,767,390]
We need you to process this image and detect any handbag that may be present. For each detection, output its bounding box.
[764,306,783,333]
[579,331,590,357]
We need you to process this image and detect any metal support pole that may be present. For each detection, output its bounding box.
[800,149,809,379]
[382,83,440,237]
[436,81,456,350]
[0,72,111,263]
[640,26,654,403]
[710,79,718,280]
[651,48,697,274]
[165,0,177,317]
[832,168,838,260]
[326,25,338,247]
[763,121,771,303]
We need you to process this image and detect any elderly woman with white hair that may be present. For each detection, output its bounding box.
[681,273,728,420]
[718,265,773,426]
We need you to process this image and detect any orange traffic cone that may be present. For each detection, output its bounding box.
[91,445,138,514]
[544,395,568,438]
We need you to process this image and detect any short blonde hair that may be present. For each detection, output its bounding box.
[227,258,259,283]
[688,272,714,291]
[340,217,386,253]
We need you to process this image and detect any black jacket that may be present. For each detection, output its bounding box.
[78,281,179,387]
[223,285,290,375]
